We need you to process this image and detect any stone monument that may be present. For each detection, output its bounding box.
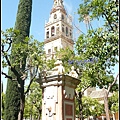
[36,60,80,120]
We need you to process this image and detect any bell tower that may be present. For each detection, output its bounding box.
[44,0,74,60]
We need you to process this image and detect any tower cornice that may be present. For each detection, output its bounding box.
[44,34,74,45]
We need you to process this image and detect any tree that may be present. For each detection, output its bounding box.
[75,0,118,119]
[1,92,6,119]
[76,96,104,119]
[5,0,32,120]
[3,0,32,120]
[56,47,75,72]
[108,91,119,113]
[2,28,44,120]
[24,82,42,120]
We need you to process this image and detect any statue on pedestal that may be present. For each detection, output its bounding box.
[69,66,78,78]
[52,59,65,75]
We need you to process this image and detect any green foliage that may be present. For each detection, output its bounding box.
[2,28,45,71]
[4,0,32,119]
[2,27,45,119]
[56,47,75,73]
[78,0,118,24]
[24,82,42,119]
[14,0,32,41]
[1,92,5,119]
[75,0,118,119]
[108,91,119,113]
[76,96,104,118]
[76,0,118,90]
[26,38,45,70]
[2,28,20,67]
[46,59,56,70]
[4,79,20,120]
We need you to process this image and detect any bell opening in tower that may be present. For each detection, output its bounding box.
[51,26,55,36]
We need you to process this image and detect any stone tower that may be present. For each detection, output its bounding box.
[44,0,74,60]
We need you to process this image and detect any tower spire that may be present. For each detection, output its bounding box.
[51,0,66,15]
[53,0,63,7]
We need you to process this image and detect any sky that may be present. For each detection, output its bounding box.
[2,0,82,40]
[1,0,119,93]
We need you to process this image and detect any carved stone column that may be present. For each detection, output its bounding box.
[36,74,80,120]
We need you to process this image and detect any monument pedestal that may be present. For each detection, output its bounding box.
[37,74,80,120]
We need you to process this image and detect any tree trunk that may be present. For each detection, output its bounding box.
[78,92,84,120]
[103,88,110,120]
[18,96,25,120]
[38,108,42,120]
[37,115,40,120]
[18,81,25,120]
[30,114,33,120]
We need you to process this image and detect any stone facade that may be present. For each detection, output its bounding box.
[36,74,80,120]
[44,0,74,60]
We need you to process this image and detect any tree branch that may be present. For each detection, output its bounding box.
[24,75,37,95]
[73,23,85,35]
[24,66,38,95]
[81,85,91,95]
[1,71,12,80]
[2,41,22,85]
[102,12,114,31]
[6,38,12,52]
[3,54,21,84]
[107,73,119,95]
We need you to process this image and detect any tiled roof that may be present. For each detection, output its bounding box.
[89,89,113,99]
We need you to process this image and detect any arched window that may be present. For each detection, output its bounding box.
[51,26,55,36]
[62,27,64,32]
[66,27,68,36]
[54,14,57,19]
[62,14,64,20]
[70,29,72,37]
[46,31,49,38]
[62,24,64,33]
[48,49,51,54]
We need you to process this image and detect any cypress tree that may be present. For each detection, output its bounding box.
[4,73,20,120]
[4,0,32,120]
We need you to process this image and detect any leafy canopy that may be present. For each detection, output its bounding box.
[75,0,118,90]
